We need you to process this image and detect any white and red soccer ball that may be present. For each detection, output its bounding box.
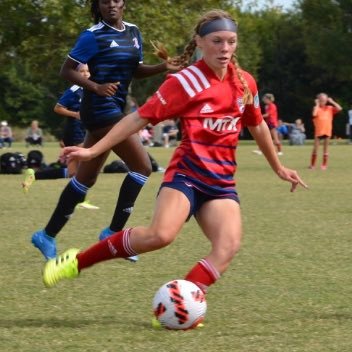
[152,279,207,330]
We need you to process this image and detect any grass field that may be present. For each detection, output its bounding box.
[0,141,351,352]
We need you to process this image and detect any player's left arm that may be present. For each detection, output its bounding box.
[327,97,342,113]
[248,121,307,192]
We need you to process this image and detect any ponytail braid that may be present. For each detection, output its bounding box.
[232,56,253,105]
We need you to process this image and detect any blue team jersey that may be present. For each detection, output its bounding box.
[68,21,143,129]
[57,85,86,146]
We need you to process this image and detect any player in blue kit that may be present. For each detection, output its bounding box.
[22,64,90,190]
[31,0,179,261]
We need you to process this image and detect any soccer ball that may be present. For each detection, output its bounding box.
[152,279,207,330]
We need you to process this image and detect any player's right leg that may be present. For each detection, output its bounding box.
[42,187,190,287]
[309,137,320,169]
[31,132,109,260]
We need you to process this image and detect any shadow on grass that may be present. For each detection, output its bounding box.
[0,316,153,329]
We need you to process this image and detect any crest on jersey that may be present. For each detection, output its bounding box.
[132,37,140,49]
[237,97,245,113]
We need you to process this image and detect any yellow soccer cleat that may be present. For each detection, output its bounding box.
[76,200,100,210]
[43,248,80,288]
[22,168,35,193]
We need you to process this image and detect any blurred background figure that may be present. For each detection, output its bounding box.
[262,93,282,155]
[348,103,352,144]
[0,121,13,148]
[25,120,43,147]
[309,93,342,170]
[276,119,289,143]
[162,119,179,148]
[289,118,306,145]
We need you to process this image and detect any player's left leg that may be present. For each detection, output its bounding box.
[185,199,242,293]
[321,137,330,170]
[271,128,282,155]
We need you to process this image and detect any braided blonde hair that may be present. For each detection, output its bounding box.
[153,9,253,105]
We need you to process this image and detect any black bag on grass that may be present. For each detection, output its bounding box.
[103,160,129,173]
[0,152,26,174]
[27,150,45,169]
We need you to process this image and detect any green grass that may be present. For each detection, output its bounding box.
[0,141,351,352]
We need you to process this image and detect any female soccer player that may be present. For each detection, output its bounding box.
[22,64,91,193]
[262,93,282,155]
[43,10,307,296]
[31,0,179,261]
[309,93,342,170]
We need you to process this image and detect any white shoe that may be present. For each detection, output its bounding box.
[277,151,283,156]
[252,150,262,155]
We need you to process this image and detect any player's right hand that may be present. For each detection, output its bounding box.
[61,146,94,162]
[95,82,120,97]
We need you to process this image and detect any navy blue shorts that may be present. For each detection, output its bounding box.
[317,134,329,140]
[160,181,239,221]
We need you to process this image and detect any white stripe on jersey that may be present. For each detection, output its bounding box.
[187,65,211,89]
[88,22,105,32]
[172,73,196,98]
[70,85,81,93]
[123,21,138,28]
[182,69,203,93]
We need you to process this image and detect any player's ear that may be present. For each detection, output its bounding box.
[195,35,202,49]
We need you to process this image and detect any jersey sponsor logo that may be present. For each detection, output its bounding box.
[203,116,240,132]
[200,104,214,114]
[110,40,119,48]
[237,97,245,113]
[156,90,167,105]
[132,37,140,49]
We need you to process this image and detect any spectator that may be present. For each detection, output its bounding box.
[139,126,153,146]
[25,120,43,147]
[0,121,13,148]
[289,119,306,145]
[162,119,179,147]
[348,104,352,144]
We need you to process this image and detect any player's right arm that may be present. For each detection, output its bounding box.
[63,111,149,161]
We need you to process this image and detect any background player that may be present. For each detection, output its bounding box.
[309,93,342,170]
[31,0,179,261]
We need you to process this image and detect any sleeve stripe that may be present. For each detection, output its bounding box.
[172,73,196,98]
[187,66,211,89]
[182,69,203,93]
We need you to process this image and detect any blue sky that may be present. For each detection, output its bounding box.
[256,0,297,10]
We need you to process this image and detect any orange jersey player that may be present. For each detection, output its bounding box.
[309,93,342,170]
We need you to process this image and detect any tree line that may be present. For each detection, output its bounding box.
[0,0,351,139]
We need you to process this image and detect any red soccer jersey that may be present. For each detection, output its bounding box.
[138,59,263,192]
[264,102,278,128]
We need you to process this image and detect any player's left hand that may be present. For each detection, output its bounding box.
[277,166,308,192]
[166,59,183,71]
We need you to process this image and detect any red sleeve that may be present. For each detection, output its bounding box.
[331,106,340,115]
[138,74,190,125]
[241,72,263,127]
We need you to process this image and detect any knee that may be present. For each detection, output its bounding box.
[149,228,177,250]
[130,160,152,177]
[216,237,242,262]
